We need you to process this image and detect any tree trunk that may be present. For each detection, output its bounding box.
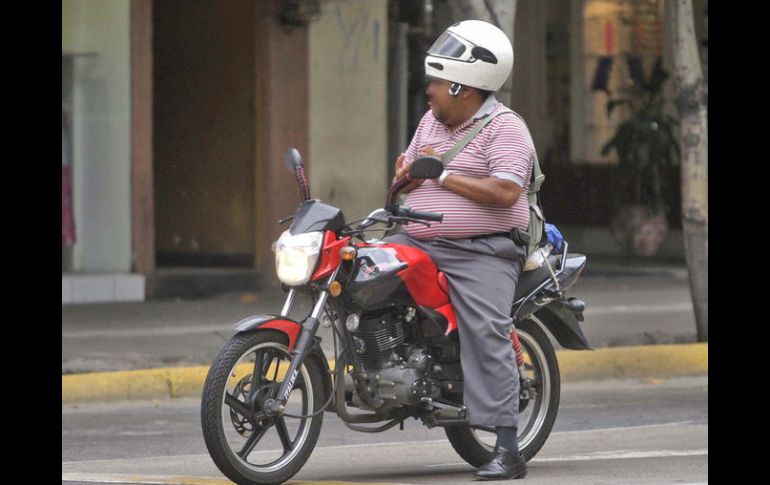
[668,0,708,341]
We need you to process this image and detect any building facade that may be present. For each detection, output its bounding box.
[62,0,707,303]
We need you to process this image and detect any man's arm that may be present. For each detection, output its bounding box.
[409,145,523,207]
[441,174,522,208]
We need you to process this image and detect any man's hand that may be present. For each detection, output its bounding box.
[393,153,408,180]
[409,146,521,207]
[393,146,520,207]
[392,152,425,193]
[417,146,440,158]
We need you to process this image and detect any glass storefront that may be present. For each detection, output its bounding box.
[62,0,132,273]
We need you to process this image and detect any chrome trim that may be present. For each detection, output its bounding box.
[280,289,297,317]
[308,266,340,321]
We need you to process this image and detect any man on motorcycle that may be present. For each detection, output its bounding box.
[385,19,533,481]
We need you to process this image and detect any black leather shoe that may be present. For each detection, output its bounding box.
[472,446,527,480]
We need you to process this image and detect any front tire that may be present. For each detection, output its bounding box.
[445,317,560,466]
[201,330,325,485]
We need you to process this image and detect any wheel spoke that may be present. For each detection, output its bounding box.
[237,425,269,459]
[274,416,293,451]
[225,392,253,421]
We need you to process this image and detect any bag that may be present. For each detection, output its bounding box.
[440,109,548,266]
[523,224,565,271]
[544,223,564,253]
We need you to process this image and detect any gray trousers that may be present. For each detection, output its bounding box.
[382,231,526,427]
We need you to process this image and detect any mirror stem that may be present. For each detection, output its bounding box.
[386,175,412,206]
[295,166,311,201]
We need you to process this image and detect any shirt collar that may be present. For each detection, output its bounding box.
[472,93,498,120]
[448,94,499,133]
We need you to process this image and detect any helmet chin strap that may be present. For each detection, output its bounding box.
[448,82,463,97]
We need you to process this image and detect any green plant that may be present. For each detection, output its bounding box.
[601,57,681,215]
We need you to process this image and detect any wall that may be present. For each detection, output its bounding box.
[62,0,132,273]
[308,0,389,222]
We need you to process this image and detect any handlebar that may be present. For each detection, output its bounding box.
[343,205,444,237]
[396,206,444,222]
[384,204,443,223]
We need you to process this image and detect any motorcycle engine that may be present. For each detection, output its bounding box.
[351,311,405,369]
[346,308,441,408]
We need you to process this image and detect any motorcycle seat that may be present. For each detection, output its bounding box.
[514,255,561,301]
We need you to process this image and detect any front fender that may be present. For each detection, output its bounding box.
[232,314,333,405]
[234,314,303,350]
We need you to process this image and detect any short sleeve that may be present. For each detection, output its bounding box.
[485,113,534,189]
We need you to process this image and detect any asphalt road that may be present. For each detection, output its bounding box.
[62,375,708,484]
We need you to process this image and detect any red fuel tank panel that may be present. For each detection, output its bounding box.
[366,243,450,309]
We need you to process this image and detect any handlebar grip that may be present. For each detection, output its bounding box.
[400,206,444,222]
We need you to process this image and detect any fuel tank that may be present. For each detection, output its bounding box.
[346,243,450,311]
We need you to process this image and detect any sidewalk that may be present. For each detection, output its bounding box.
[62,257,707,402]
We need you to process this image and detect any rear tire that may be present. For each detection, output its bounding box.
[445,317,560,466]
[201,330,325,485]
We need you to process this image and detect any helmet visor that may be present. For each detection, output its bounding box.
[427,31,474,61]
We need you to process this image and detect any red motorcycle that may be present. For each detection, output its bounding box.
[201,148,590,484]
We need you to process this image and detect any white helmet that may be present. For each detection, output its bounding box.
[424,20,514,92]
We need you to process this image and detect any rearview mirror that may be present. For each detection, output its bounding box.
[408,156,444,179]
[283,148,304,172]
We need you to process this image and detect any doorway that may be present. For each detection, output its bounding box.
[153,0,257,268]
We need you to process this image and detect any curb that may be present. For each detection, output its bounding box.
[558,343,707,381]
[62,343,707,404]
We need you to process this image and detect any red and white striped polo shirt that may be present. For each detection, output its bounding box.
[402,95,535,239]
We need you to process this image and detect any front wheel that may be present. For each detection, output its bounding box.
[201,330,325,485]
[445,317,560,466]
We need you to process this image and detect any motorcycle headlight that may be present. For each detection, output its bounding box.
[273,230,324,286]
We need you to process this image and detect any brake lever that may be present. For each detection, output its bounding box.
[358,216,390,229]
[340,218,398,239]
[392,216,431,227]
[339,215,391,237]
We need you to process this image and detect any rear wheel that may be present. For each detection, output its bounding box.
[445,317,560,466]
[201,330,325,485]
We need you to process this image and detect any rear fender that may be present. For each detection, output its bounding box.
[532,301,592,350]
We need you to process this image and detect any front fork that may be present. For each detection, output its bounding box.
[262,268,338,417]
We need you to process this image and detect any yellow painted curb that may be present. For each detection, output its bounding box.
[62,343,707,404]
[558,342,707,381]
[62,366,211,403]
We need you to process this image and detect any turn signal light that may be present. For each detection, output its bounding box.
[340,246,357,261]
[329,280,342,297]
